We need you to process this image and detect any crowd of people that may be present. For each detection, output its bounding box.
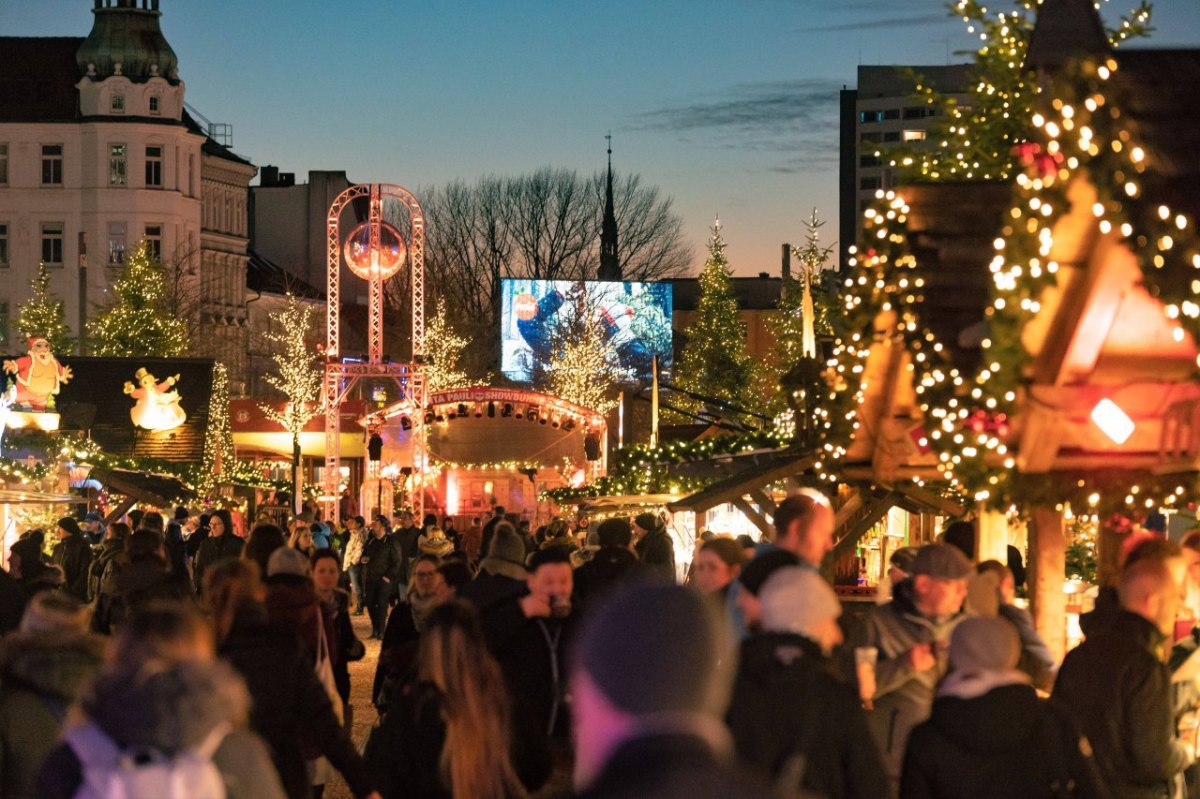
[0,492,1197,798]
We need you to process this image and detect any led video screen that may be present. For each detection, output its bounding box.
[500,279,673,384]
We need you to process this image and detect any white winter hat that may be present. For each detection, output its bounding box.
[758,566,842,639]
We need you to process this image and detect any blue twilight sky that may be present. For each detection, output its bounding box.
[5,1,1200,276]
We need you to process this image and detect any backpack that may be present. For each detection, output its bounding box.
[66,720,229,799]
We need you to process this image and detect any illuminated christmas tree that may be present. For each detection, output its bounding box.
[890,0,1151,181]
[674,220,756,418]
[545,308,620,413]
[88,242,189,357]
[423,297,470,393]
[260,295,323,513]
[772,211,836,367]
[17,262,74,354]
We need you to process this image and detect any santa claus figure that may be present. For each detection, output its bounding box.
[2,337,72,411]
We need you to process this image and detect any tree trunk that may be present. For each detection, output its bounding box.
[292,433,302,515]
[1029,506,1067,663]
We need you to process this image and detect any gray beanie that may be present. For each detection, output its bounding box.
[573,584,731,716]
[950,616,1020,674]
[759,566,842,639]
[486,521,526,565]
[267,546,311,578]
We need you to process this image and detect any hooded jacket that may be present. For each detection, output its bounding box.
[1052,608,1187,799]
[91,558,195,635]
[265,572,325,663]
[728,632,888,799]
[0,631,105,799]
[844,578,962,784]
[34,658,286,799]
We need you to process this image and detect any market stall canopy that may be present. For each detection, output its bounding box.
[89,466,194,509]
[0,489,79,505]
[574,495,678,515]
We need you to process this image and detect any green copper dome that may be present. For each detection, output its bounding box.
[76,0,180,84]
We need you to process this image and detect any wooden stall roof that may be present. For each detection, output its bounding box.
[89,466,194,509]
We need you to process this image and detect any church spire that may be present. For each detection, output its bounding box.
[598,133,622,281]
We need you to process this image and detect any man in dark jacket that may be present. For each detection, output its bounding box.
[49,517,92,602]
[572,582,783,799]
[479,505,507,560]
[191,512,242,591]
[391,511,421,576]
[361,517,404,639]
[483,547,576,741]
[845,543,970,795]
[902,616,1106,799]
[573,517,644,617]
[729,566,887,799]
[633,512,675,583]
[458,521,528,614]
[1053,554,1191,799]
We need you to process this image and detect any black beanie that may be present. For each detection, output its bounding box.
[633,513,657,533]
[57,517,82,537]
[573,584,730,716]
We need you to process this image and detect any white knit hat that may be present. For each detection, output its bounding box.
[759,566,842,638]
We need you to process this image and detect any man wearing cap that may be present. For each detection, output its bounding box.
[80,513,104,548]
[901,616,1104,798]
[846,542,970,795]
[729,566,887,799]
[572,583,780,798]
[633,512,675,583]
[1053,554,1191,798]
[49,517,92,602]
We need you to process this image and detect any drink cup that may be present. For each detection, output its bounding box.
[855,646,878,710]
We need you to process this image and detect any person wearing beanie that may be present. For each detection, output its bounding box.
[573,517,645,617]
[571,583,777,798]
[901,617,1104,799]
[482,547,577,742]
[49,517,92,602]
[728,567,887,798]
[845,542,971,795]
[633,512,676,583]
[459,520,529,615]
[0,593,105,799]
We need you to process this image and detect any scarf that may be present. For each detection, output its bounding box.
[409,592,438,633]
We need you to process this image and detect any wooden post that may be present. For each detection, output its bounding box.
[1029,506,1067,663]
[976,506,1008,563]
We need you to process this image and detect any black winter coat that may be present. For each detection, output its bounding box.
[728,632,887,799]
[574,733,782,799]
[1052,608,1187,799]
[193,533,243,591]
[482,596,575,740]
[635,528,676,582]
[902,683,1108,799]
[364,681,550,799]
[219,605,374,799]
[458,566,526,614]
[361,533,405,585]
[0,568,27,635]
[572,546,644,618]
[91,558,195,634]
[50,533,92,601]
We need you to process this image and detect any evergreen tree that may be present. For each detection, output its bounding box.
[889,0,1152,181]
[772,211,837,367]
[17,262,74,354]
[423,297,470,393]
[673,220,755,419]
[260,295,323,514]
[544,309,621,413]
[88,242,189,357]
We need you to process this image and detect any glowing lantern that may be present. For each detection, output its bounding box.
[1091,398,1134,445]
[343,222,407,280]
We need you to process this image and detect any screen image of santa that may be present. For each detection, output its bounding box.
[2,337,73,411]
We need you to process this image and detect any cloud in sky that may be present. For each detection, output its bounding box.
[630,79,841,174]
[796,13,948,33]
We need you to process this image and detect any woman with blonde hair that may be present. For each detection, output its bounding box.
[365,600,548,799]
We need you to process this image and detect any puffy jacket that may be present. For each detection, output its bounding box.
[844,579,962,785]
[0,631,105,799]
[1052,608,1188,799]
[902,682,1108,799]
[343,528,366,573]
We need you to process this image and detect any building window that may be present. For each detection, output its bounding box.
[0,302,8,347]
[109,144,127,186]
[883,108,900,121]
[145,224,162,259]
[0,224,7,267]
[41,145,63,185]
[903,107,925,119]
[110,93,124,113]
[145,146,163,188]
[902,130,928,142]
[860,177,882,191]
[41,223,64,265]
[860,132,881,144]
[859,110,883,124]
[859,154,881,168]
[883,131,901,143]
[0,145,7,184]
[149,96,160,115]
[108,222,126,264]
